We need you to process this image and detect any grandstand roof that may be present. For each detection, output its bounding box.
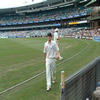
[85,0,100,7]
[0,0,90,14]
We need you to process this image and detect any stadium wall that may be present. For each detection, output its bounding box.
[8,36,26,38]
[94,36,100,42]
[60,56,100,100]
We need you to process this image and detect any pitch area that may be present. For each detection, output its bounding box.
[0,38,100,100]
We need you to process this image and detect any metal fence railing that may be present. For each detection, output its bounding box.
[60,56,100,100]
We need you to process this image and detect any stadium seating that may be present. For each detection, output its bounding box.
[0,6,92,25]
[0,28,99,38]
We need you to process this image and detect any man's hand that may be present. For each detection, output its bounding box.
[57,36,60,41]
[56,55,59,60]
[57,38,59,40]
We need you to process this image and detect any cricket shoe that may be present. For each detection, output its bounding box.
[52,80,56,84]
[47,85,51,91]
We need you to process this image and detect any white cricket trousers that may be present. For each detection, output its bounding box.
[46,58,56,87]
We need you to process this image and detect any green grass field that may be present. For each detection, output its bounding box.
[0,38,100,100]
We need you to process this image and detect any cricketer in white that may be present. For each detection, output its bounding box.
[54,28,63,60]
[43,33,59,91]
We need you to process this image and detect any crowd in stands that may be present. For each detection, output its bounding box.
[74,29,100,38]
[0,28,100,38]
[0,28,75,38]
[0,6,91,25]
[0,28,81,38]
[0,31,30,38]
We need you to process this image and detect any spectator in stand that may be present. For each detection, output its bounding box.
[92,81,100,100]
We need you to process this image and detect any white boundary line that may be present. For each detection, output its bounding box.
[0,40,89,95]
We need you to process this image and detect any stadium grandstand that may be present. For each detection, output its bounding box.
[0,0,100,100]
[0,0,100,39]
[0,0,99,38]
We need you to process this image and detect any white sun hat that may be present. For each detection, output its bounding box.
[55,28,59,32]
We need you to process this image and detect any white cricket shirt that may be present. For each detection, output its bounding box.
[54,32,59,43]
[43,40,59,59]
